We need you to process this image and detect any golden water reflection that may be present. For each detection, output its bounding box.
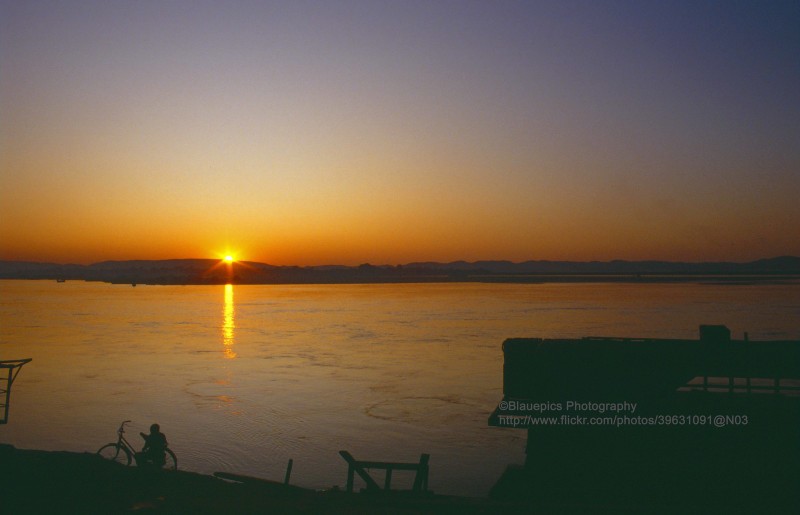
[223,284,236,358]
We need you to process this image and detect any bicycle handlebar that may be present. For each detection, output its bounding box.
[118,420,132,433]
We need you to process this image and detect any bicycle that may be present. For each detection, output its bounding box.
[97,420,178,470]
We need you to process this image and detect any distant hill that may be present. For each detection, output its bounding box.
[0,256,798,285]
[405,256,800,275]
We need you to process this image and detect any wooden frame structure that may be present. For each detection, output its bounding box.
[339,450,430,493]
[1,359,32,424]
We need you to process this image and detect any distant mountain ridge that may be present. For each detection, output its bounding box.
[405,256,800,275]
[0,256,798,285]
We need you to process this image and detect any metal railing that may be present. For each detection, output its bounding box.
[0,359,32,424]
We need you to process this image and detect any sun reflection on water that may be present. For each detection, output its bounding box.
[223,284,236,358]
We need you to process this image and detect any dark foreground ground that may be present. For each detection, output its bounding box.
[0,445,535,514]
[3,444,796,514]
[0,444,484,514]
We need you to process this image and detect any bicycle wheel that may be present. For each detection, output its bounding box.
[97,443,132,466]
[164,448,178,471]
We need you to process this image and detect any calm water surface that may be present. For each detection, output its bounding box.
[1,280,798,495]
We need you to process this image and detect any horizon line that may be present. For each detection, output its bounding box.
[2,255,798,268]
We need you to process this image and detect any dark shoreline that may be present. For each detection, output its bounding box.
[3,443,795,513]
[2,274,799,287]
[2,256,798,285]
[0,444,550,514]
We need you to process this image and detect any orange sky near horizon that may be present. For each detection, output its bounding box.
[2,2,799,266]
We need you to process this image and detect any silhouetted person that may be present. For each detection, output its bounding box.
[139,423,168,468]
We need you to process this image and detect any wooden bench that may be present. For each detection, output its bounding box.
[339,450,430,493]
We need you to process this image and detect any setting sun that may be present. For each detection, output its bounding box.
[224,255,234,263]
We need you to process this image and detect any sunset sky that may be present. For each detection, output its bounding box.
[2,1,798,266]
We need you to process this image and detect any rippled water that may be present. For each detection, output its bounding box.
[1,280,798,495]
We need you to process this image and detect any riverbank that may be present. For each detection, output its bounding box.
[0,444,537,514]
[2,256,798,285]
[3,441,796,513]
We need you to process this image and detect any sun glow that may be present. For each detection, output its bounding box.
[224,255,234,263]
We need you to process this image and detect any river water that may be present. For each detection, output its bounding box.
[1,279,798,495]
